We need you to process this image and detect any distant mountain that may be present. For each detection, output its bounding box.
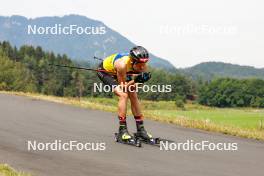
[181,62,264,80]
[0,15,175,70]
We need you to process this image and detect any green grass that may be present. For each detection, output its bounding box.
[83,97,264,139]
[153,109,264,130]
[85,97,264,130]
[1,91,264,140]
[0,164,31,176]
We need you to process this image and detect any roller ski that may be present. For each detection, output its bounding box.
[114,128,141,147]
[134,126,160,146]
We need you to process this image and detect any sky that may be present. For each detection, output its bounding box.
[0,0,263,68]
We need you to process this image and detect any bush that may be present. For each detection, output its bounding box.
[175,95,185,109]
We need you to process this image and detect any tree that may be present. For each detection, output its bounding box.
[198,78,264,107]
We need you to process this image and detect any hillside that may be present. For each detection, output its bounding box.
[0,15,175,70]
[182,62,264,80]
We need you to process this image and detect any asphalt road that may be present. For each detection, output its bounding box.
[0,93,263,176]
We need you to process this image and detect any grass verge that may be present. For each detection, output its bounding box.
[1,91,263,140]
[0,164,31,176]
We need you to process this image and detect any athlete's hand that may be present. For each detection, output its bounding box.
[134,72,151,83]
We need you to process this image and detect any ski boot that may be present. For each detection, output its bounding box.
[119,127,133,140]
[134,126,159,145]
[114,127,141,147]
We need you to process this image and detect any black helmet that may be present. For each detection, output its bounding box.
[130,46,149,63]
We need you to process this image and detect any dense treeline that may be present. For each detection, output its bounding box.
[0,41,97,97]
[0,41,194,101]
[1,41,263,107]
[139,68,195,101]
[198,78,264,107]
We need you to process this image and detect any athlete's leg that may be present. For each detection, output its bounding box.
[97,67,131,140]
[97,71,128,126]
[128,91,142,117]
[128,91,144,128]
[114,87,132,139]
[114,86,128,119]
[128,91,153,139]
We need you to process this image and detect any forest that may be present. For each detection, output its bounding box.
[0,41,263,107]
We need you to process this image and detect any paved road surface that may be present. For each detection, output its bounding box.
[0,93,263,176]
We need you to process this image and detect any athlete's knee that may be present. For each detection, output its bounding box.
[118,92,128,99]
[114,86,128,98]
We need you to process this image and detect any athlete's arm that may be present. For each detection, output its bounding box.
[115,61,127,84]
[115,60,135,89]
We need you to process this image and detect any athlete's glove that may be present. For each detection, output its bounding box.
[126,75,133,82]
[134,72,151,83]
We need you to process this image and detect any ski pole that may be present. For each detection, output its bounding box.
[48,64,138,76]
[48,64,115,73]
[93,56,104,61]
